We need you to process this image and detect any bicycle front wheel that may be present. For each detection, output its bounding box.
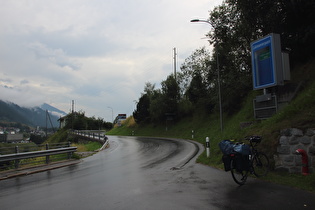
[230,158,249,185]
[252,152,269,177]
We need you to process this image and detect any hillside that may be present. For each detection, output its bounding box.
[109,58,315,139]
[107,59,315,191]
[0,100,64,128]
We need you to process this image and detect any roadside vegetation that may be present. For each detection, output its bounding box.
[107,72,315,192]
[0,127,104,171]
[107,58,315,193]
[45,128,103,158]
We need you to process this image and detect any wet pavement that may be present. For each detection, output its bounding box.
[0,136,314,210]
[0,159,81,180]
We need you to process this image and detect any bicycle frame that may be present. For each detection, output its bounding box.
[228,136,269,185]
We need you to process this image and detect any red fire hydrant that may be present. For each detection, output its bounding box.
[295,149,309,175]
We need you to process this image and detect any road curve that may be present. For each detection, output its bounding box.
[0,136,314,210]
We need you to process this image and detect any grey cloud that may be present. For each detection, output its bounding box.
[28,28,120,57]
[20,79,29,84]
[3,85,13,89]
[0,78,12,83]
[73,84,103,97]
[27,41,80,70]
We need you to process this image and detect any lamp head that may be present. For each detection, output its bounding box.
[190,19,200,22]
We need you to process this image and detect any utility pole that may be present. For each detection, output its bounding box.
[173,47,177,81]
[71,100,74,130]
[72,100,74,113]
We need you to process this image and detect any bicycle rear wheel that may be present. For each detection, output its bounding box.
[230,158,249,185]
[252,152,269,177]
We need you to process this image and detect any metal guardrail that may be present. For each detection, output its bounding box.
[0,142,72,155]
[0,130,108,170]
[70,130,109,152]
[0,147,77,162]
[0,144,77,169]
[70,130,107,142]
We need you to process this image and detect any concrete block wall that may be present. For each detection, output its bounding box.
[275,128,315,173]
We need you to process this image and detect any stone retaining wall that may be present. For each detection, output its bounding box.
[275,128,315,173]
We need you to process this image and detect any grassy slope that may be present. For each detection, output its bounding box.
[107,59,315,192]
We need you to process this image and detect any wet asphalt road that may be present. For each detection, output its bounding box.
[0,136,314,210]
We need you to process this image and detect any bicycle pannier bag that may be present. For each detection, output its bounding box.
[222,155,231,171]
[219,140,234,155]
[233,144,251,155]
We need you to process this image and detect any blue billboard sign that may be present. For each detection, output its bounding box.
[251,34,283,90]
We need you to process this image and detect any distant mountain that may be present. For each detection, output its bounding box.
[0,100,65,128]
[40,103,67,117]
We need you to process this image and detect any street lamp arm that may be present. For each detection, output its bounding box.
[190,19,211,25]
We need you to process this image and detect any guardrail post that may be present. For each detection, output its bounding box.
[46,143,50,164]
[15,146,19,169]
[67,142,72,159]
[0,145,77,167]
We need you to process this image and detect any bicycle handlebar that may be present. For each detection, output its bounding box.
[245,135,262,143]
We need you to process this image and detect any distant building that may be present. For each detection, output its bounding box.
[58,116,67,129]
[114,114,127,126]
[0,133,24,143]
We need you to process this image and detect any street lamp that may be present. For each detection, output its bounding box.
[107,106,113,123]
[190,18,223,132]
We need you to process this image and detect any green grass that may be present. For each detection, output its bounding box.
[0,142,39,154]
[45,128,69,143]
[79,141,102,152]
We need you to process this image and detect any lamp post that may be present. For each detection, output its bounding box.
[190,18,223,132]
[107,106,113,123]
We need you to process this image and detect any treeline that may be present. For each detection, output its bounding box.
[63,111,113,130]
[0,122,31,132]
[133,0,315,124]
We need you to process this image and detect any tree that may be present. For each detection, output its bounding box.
[149,90,165,123]
[161,75,180,114]
[133,1,315,124]
[63,111,111,130]
[226,0,315,63]
[206,2,257,113]
[146,75,180,123]
[179,47,217,113]
[133,82,158,124]
[143,82,156,97]
[30,134,46,145]
[180,47,211,90]
[133,94,151,124]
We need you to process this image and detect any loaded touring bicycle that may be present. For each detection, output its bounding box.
[219,136,270,185]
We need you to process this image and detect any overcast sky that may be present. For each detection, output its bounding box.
[0,0,222,122]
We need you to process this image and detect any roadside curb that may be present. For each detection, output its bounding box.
[0,159,81,180]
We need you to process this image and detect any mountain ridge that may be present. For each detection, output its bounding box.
[0,100,66,128]
[40,103,67,116]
